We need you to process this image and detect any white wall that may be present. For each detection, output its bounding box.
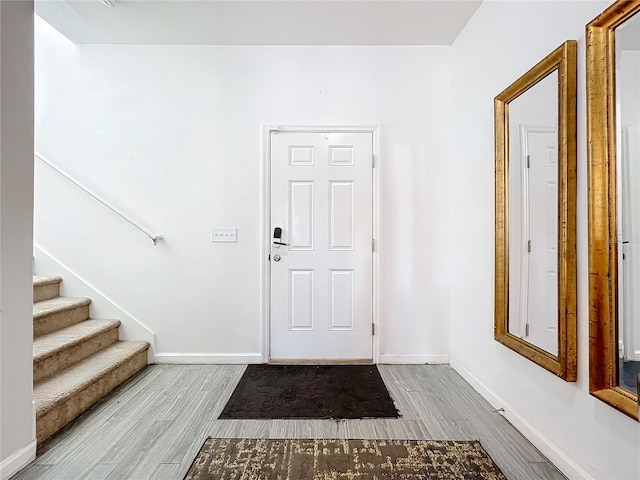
[35,18,452,363]
[0,1,36,478]
[450,2,640,479]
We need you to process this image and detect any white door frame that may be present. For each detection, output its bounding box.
[260,124,380,363]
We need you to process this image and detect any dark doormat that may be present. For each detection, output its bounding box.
[219,364,399,419]
[184,438,507,480]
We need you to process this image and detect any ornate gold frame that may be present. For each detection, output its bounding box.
[495,41,577,380]
[586,0,640,420]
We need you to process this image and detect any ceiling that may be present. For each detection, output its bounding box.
[35,0,482,46]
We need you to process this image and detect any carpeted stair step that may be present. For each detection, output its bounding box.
[33,319,122,383]
[33,275,63,303]
[33,296,91,338]
[35,340,149,444]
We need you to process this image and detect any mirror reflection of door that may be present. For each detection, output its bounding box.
[508,71,559,356]
[524,127,558,353]
[616,11,640,395]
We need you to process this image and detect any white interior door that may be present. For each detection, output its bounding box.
[270,131,373,361]
[525,129,558,354]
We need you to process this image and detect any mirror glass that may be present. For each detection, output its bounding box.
[508,72,559,355]
[494,40,577,381]
[615,10,640,396]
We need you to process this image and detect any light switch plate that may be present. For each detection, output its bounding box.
[211,227,237,243]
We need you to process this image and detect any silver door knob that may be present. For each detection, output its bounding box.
[273,254,281,262]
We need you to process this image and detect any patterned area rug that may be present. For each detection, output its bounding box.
[219,365,399,419]
[184,438,507,479]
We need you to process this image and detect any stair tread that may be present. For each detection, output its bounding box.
[33,319,121,362]
[33,275,63,287]
[34,340,149,416]
[33,296,91,319]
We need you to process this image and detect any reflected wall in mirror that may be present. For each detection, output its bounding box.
[587,0,640,420]
[495,41,577,381]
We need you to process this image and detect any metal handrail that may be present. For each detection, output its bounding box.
[35,152,163,245]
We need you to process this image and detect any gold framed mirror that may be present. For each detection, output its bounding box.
[587,0,640,420]
[495,41,577,380]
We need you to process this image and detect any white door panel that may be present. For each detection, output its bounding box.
[270,132,373,361]
[526,129,558,354]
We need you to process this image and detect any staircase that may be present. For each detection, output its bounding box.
[33,275,150,444]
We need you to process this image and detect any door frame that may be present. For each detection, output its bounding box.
[260,124,380,363]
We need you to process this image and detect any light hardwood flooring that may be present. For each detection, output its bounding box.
[14,364,566,480]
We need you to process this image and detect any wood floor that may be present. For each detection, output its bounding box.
[13,364,566,480]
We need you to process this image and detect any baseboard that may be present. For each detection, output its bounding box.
[158,353,449,365]
[448,356,502,409]
[449,355,593,480]
[378,354,449,364]
[154,353,263,364]
[0,440,36,480]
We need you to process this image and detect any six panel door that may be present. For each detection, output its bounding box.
[270,131,373,361]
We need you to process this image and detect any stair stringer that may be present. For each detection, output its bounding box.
[34,243,156,363]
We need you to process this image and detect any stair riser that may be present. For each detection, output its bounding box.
[36,350,148,445]
[34,328,120,383]
[34,305,90,338]
[34,283,61,303]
